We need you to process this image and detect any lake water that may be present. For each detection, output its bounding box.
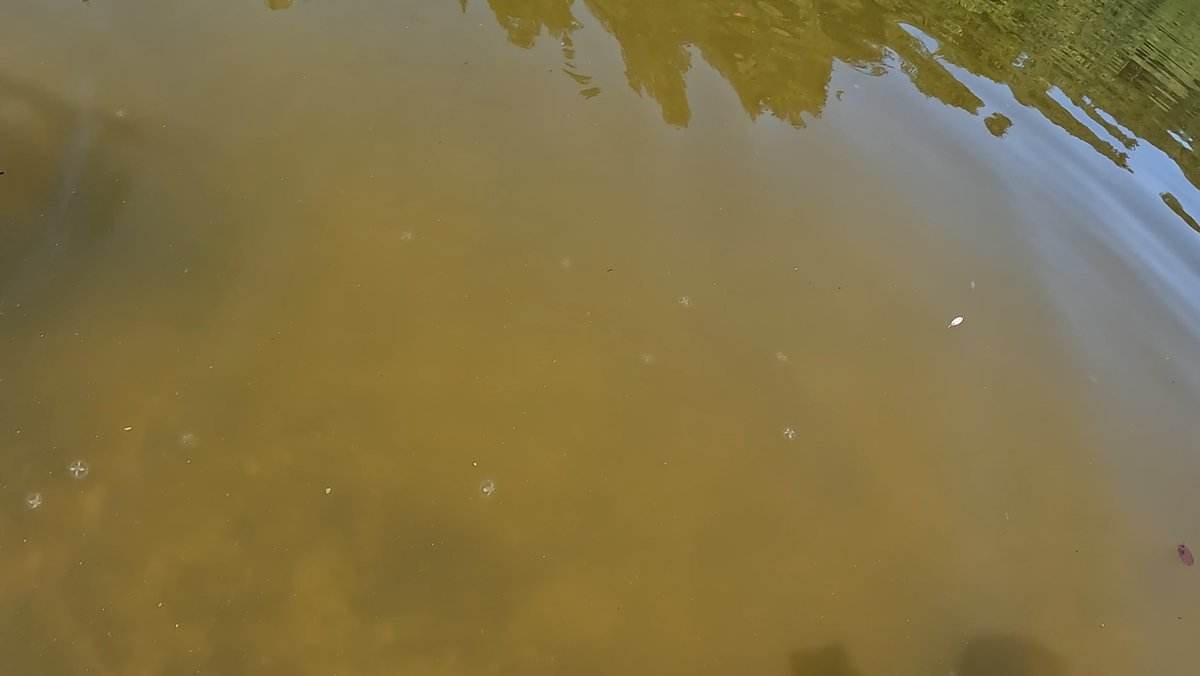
[2,1,1199,674]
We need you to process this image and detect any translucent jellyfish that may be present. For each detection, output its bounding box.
[678,296,692,308]
[775,351,789,363]
[25,492,43,510]
[480,479,496,497]
[782,427,797,441]
[68,459,90,479]
[179,432,199,449]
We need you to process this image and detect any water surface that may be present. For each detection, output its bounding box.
[2,1,1199,674]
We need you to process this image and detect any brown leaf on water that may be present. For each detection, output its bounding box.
[1179,544,1194,566]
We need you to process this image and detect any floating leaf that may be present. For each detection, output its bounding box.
[1179,543,1194,566]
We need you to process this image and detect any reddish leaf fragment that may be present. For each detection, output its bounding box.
[1179,544,1194,566]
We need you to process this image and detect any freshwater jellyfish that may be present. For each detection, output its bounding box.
[782,427,797,441]
[68,459,90,479]
[480,479,496,497]
[25,492,43,510]
[775,351,789,363]
[179,432,199,449]
[678,296,692,308]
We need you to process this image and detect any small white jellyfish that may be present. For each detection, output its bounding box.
[68,459,90,479]
[560,257,573,269]
[640,353,655,365]
[400,231,414,241]
[179,432,199,449]
[480,479,496,497]
[782,427,797,441]
[775,351,789,363]
[25,492,43,510]
[678,296,692,308]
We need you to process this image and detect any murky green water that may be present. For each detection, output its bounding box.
[2,0,1199,674]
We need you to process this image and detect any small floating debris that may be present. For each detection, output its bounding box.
[948,316,964,328]
[68,459,90,479]
[1179,544,1194,566]
[123,426,133,431]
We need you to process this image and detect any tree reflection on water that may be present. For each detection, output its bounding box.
[464,0,1199,194]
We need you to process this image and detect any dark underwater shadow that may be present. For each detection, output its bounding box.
[789,634,1064,676]
[957,634,1064,676]
[0,71,138,308]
